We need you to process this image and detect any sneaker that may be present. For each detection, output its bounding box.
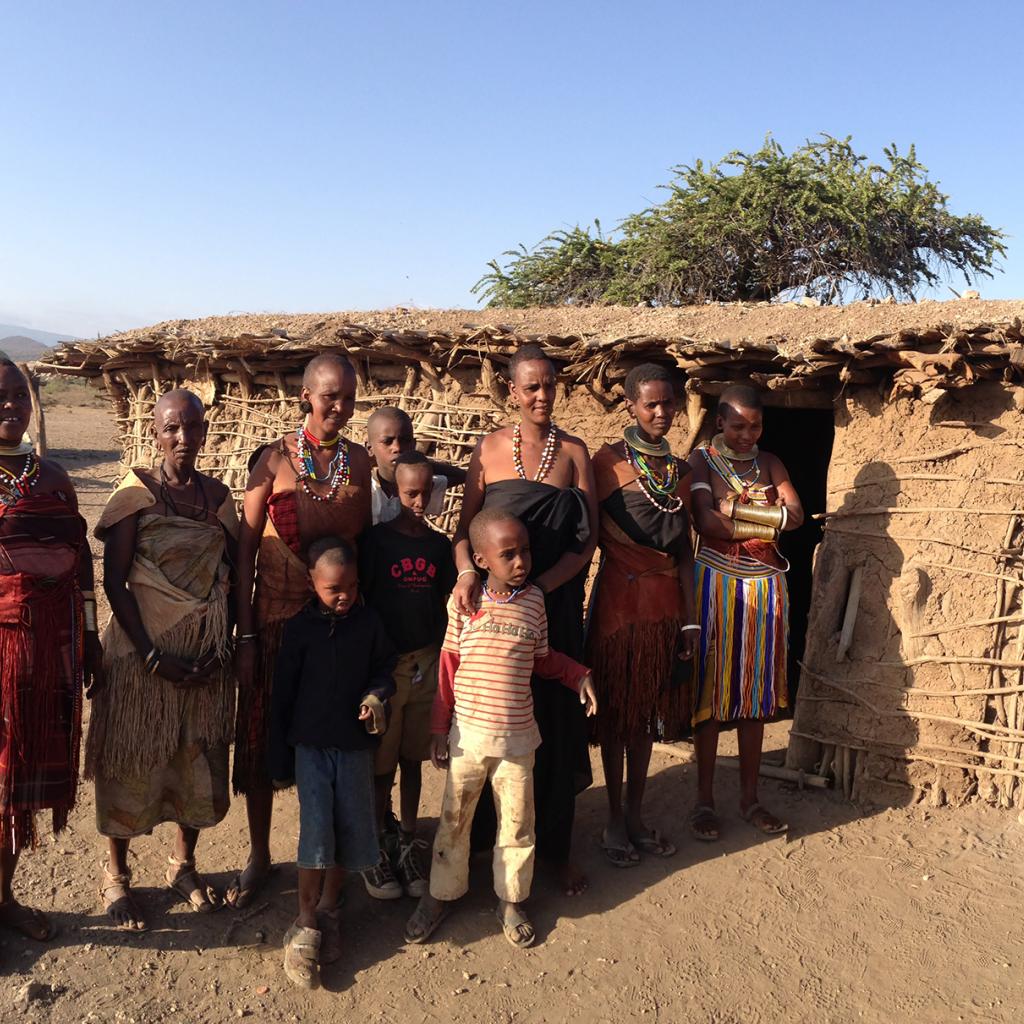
[361,851,402,900]
[395,833,429,898]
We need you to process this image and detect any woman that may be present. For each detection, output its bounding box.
[586,364,697,867]
[0,357,101,941]
[686,384,803,840]
[230,353,372,913]
[451,343,597,897]
[88,389,237,930]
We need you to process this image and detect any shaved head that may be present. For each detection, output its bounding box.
[367,405,412,439]
[154,388,205,421]
[303,353,354,389]
[717,384,763,419]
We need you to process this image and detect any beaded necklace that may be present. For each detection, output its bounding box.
[624,444,684,515]
[295,425,350,503]
[623,432,685,515]
[512,422,558,483]
[483,582,525,605]
[0,452,40,507]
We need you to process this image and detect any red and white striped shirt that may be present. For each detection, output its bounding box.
[431,585,589,758]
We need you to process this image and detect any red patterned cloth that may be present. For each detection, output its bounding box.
[0,493,86,851]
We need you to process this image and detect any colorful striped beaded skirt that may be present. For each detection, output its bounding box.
[693,546,789,727]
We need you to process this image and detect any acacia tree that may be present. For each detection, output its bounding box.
[473,136,1005,307]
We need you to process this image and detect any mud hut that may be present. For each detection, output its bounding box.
[38,299,1024,810]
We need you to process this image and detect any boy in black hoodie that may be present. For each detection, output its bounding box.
[270,536,396,990]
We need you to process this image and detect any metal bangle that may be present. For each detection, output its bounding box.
[679,624,701,633]
[457,568,478,580]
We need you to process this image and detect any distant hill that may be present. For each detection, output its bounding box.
[0,322,76,348]
[0,335,52,361]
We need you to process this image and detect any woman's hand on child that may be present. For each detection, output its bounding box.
[157,653,209,688]
[452,572,481,616]
[579,674,598,717]
[430,734,450,770]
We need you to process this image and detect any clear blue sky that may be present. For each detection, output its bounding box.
[3,0,1022,338]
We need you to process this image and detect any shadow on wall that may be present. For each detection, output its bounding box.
[790,459,920,805]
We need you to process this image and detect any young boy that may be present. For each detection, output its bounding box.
[359,451,457,900]
[404,509,597,950]
[269,537,396,990]
[367,406,467,525]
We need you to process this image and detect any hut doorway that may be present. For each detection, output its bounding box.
[761,404,835,705]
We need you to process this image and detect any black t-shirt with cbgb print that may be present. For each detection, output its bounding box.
[359,521,457,654]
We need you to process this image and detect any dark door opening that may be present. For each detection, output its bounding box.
[761,405,834,706]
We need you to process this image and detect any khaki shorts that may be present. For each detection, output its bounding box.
[374,644,440,776]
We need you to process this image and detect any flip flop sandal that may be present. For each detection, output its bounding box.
[496,902,535,949]
[404,899,449,944]
[166,856,222,913]
[689,805,721,842]
[225,863,276,909]
[599,831,641,868]
[742,802,788,835]
[100,867,146,931]
[0,900,56,941]
[283,924,321,990]
[628,828,677,858]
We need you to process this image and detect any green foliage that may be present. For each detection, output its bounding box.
[471,222,623,308]
[475,135,1006,306]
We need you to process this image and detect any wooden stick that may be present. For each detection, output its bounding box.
[817,506,1024,520]
[893,438,1024,463]
[836,566,863,661]
[910,614,1024,638]
[789,728,1024,778]
[18,364,47,457]
[910,560,1024,586]
[652,744,831,789]
[878,654,1024,669]
[828,476,1024,494]
[822,526,1020,561]
[682,392,706,455]
[799,665,1024,741]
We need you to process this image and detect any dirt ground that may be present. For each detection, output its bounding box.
[3,402,1024,1024]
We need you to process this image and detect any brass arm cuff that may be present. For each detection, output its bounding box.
[731,520,778,542]
[730,501,785,530]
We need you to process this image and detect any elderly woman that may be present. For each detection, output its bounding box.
[0,356,101,941]
[230,353,372,931]
[87,389,237,930]
[450,343,598,898]
[585,364,697,866]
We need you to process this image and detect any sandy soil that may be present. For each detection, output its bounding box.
[3,403,1023,1024]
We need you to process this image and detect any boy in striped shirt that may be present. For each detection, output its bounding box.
[405,508,597,949]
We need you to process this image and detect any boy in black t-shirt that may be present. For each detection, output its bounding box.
[359,451,457,900]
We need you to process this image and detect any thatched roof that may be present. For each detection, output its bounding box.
[37,299,1024,401]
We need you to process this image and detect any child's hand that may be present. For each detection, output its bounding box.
[358,704,372,721]
[360,697,387,735]
[579,674,598,717]
[430,733,450,770]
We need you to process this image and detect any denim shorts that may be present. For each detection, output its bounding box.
[295,745,380,871]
